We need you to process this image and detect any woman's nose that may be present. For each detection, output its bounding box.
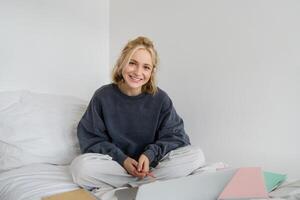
[134,65,142,75]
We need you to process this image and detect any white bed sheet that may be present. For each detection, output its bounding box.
[0,163,79,200]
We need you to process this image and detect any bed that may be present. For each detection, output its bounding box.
[0,90,299,200]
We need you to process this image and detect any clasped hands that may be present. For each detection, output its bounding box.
[123,154,154,179]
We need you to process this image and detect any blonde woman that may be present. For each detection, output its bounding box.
[71,36,205,192]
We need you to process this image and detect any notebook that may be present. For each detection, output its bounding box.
[42,189,96,200]
[218,167,269,200]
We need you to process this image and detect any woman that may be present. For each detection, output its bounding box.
[70,36,205,191]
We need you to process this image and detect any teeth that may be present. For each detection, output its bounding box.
[130,75,141,81]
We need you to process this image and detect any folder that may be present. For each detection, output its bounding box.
[218,167,269,199]
[42,189,96,200]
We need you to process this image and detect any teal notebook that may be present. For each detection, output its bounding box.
[264,171,287,192]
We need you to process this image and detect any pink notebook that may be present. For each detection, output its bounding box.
[218,167,269,199]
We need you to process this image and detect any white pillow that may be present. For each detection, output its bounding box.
[0,90,87,171]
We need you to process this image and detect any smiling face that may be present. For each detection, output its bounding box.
[120,48,153,96]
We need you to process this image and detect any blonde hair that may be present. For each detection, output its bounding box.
[112,36,159,94]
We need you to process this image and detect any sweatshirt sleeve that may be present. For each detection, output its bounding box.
[143,96,190,166]
[77,94,127,166]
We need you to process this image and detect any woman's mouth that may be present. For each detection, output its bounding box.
[129,75,142,82]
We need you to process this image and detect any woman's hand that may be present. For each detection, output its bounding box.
[123,157,146,178]
[137,154,150,176]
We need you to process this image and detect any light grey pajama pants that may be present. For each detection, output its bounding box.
[70,145,205,190]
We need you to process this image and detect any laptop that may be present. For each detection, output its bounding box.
[115,169,236,200]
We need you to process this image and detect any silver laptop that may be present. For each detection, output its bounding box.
[115,169,236,200]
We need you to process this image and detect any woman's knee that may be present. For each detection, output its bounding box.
[70,154,92,185]
[157,145,206,172]
[153,146,206,179]
[169,146,205,163]
[70,153,110,185]
[188,146,206,166]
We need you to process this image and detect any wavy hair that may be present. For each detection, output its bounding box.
[112,36,159,94]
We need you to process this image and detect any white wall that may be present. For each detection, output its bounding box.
[0,0,109,100]
[110,0,300,178]
[1,0,299,179]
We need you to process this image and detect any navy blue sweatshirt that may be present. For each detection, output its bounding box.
[77,84,190,167]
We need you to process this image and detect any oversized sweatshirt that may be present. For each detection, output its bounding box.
[77,84,190,167]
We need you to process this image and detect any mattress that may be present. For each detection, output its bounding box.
[0,163,79,200]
